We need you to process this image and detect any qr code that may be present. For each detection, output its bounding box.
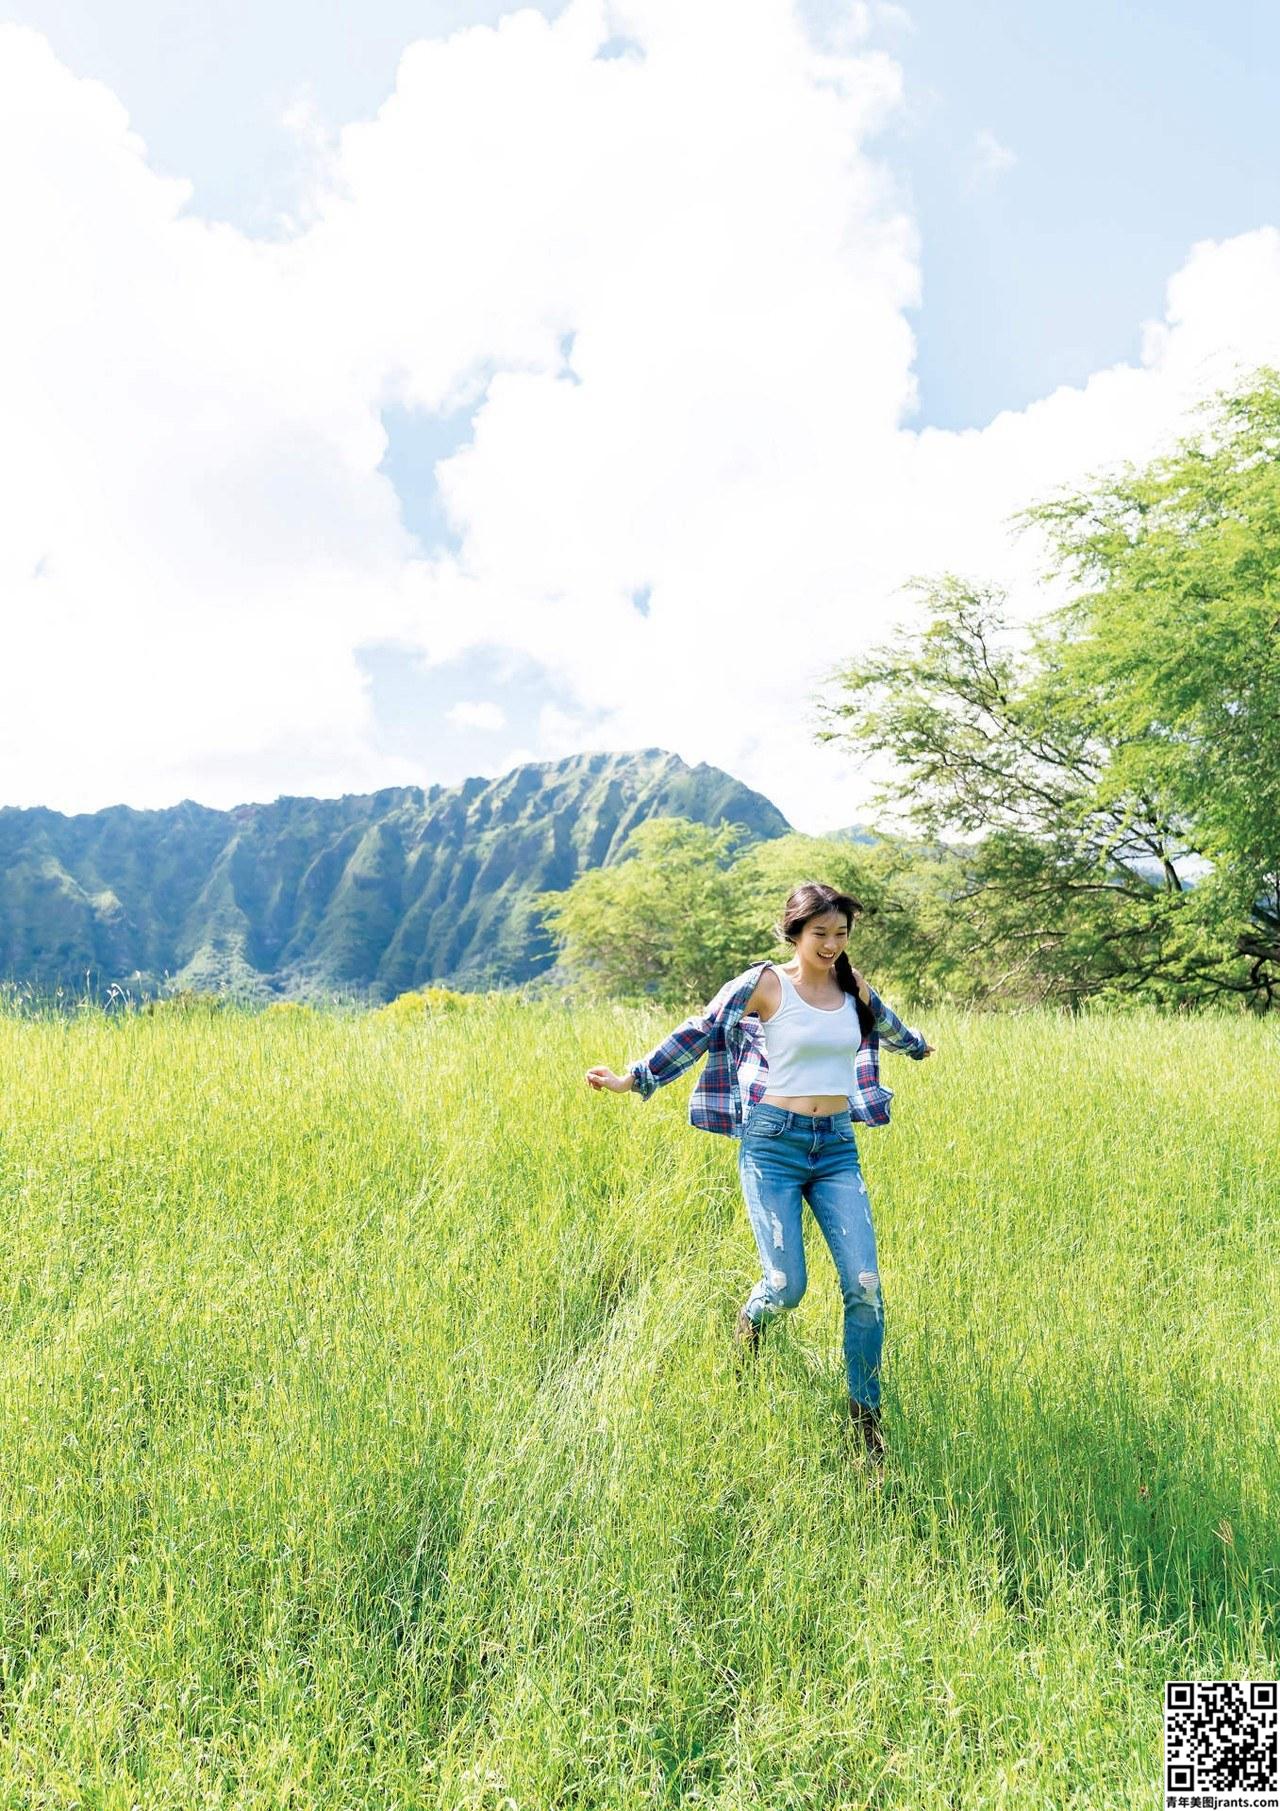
[1165,1681,1279,1807]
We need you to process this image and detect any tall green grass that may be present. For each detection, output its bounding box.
[0,999,1276,1807]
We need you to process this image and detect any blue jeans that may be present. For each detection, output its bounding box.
[737,1104,884,1410]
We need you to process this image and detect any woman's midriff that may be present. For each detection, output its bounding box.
[760,1094,850,1117]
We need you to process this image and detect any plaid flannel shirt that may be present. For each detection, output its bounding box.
[627,959,929,1138]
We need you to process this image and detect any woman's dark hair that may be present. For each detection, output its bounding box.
[773,880,876,1039]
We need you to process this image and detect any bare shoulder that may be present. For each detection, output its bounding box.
[743,964,782,1022]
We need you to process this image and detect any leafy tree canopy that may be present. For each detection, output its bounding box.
[536,821,930,1008]
[536,817,752,1008]
[816,370,1280,1009]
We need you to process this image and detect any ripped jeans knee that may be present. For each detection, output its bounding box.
[759,1261,806,1315]
[846,1268,883,1324]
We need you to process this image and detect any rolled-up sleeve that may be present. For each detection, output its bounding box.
[629,1059,659,1100]
[868,987,929,1059]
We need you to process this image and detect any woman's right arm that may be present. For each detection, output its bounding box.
[585,1065,635,1093]
[585,1005,713,1101]
[584,967,773,1099]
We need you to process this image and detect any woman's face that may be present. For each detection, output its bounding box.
[796,912,850,968]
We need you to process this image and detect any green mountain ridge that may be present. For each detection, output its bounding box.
[0,750,792,1002]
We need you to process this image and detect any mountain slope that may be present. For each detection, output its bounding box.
[0,750,791,1000]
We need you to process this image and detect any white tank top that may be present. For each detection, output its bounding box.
[759,967,861,1096]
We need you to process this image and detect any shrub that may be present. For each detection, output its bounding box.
[143,990,229,1017]
[375,986,473,1021]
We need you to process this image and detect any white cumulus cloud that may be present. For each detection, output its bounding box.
[2,3,1280,833]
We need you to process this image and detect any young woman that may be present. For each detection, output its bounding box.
[585,881,935,1465]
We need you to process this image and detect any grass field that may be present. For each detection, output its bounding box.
[0,996,1276,1808]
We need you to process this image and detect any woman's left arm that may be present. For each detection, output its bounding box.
[852,969,935,1059]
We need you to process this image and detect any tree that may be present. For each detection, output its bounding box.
[727,829,964,1005]
[535,819,937,1008]
[816,371,1280,1009]
[1026,373,1280,1004]
[535,817,753,1007]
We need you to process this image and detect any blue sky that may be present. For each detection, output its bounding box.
[891,0,1280,426]
[9,0,1276,429]
[2,0,1277,829]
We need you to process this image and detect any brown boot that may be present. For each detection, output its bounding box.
[847,1397,885,1464]
[733,1309,762,1361]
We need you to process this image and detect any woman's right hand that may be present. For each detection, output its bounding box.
[586,1066,634,1093]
